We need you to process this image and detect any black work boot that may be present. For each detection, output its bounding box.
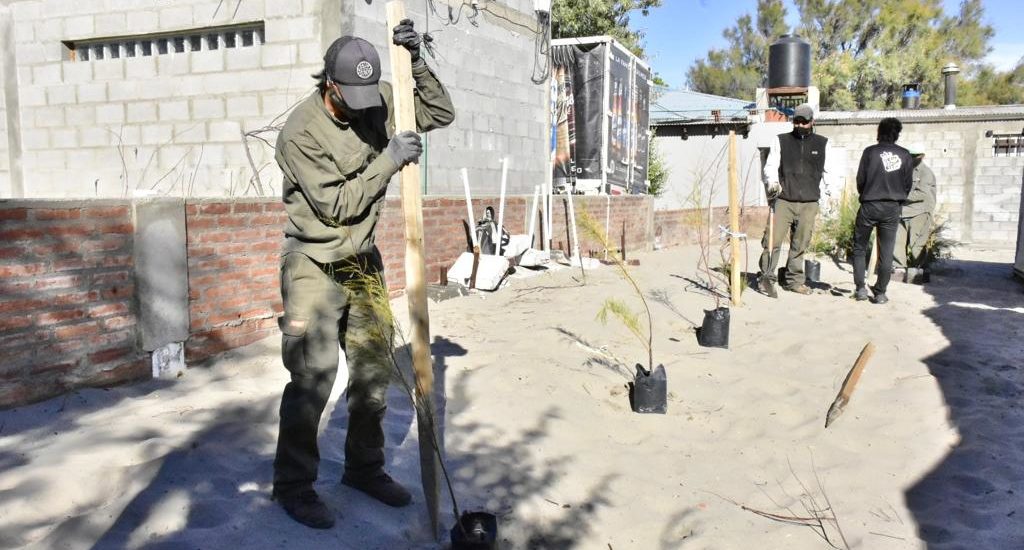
[871,287,889,304]
[274,487,335,529]
[758,276,778,299]
[854,287,869,301]
[341,471,412,507]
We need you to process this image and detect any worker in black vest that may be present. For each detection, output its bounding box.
[758,103,832,297]
[852,117,913,304]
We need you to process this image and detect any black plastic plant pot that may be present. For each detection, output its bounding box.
[697,307,730,349]
[805,259,821,284]
[905,267,929,285]
[451,511,499,550]
[630,364,667,414]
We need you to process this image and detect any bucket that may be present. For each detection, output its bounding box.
[805,259,821,284]
[451,512,499,550]
[630,364,667,414]
[697,307,730,349]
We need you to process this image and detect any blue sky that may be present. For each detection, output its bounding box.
[634,0,1024,91]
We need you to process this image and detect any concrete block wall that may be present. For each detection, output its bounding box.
[0,200,147,407]
[2,0,335,198]
[815,119,1024,245]
[349,0,548,196]
[1,0,549,200]
[653,131,767,211]
[972,153,1024,244]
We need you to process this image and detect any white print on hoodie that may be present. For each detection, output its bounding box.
[880,151,902,172]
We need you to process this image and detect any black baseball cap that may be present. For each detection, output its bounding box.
[325,36,382,110]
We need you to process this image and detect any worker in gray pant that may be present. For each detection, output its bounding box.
[892,143,936,271]
[272,24,454,530]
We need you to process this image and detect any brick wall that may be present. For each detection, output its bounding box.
[1,196,770,407]
[184,199,285,361]
[0,200,145,406]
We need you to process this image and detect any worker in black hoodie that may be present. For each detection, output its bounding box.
[852,117,914,304]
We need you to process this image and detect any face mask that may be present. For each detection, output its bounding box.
[328,86,360,120]
[794,126,812,137]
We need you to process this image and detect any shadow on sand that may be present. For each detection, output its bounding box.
[906,258,1024,548]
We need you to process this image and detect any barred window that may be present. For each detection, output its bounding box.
[992,134,1023,157]
[63,22,265,62]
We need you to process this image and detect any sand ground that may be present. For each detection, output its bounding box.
[1,244,1022,549]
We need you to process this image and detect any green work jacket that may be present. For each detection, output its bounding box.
[902,163,936,218]
[276,61,455,264]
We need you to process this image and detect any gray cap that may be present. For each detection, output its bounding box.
[325,36,382,110]
[793,103,814,122]
[906,143,926,156]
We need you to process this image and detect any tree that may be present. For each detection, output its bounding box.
[687,0,788,100]
[551,0,662,58]
[688,0,1008,109]
[959,58,1024,106]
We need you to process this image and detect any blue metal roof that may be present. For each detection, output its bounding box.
[650,87,753,125]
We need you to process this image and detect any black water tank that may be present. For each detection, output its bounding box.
[768,35,811,88]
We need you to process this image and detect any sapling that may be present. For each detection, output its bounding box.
[577,209,654,374]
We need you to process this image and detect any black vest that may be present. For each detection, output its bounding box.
[777,132,827,202]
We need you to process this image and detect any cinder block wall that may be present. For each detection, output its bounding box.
[3,0,336,198]
[0,201,146,406]
[0,0,548,199]
[348,0,548,197]
[816,119,1024,245]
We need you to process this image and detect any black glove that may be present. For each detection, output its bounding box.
[392,18,421,63]
[385,131,423,167]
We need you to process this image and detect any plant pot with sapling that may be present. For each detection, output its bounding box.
[579,210,666,414]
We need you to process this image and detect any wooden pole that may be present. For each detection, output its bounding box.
[461,168,480,289]
[526,184,540,248]
[386,1,439,537]
[867,228,879,280]
[825,342,876,428]
[728,131,742,306]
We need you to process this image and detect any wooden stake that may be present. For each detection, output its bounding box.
[728,131,742,306]
[386,1,439,537]
[825,342,876,428]
[867,228,879,277]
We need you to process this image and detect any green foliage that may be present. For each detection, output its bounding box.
[577,209,654,370]
[646,139,669,197]
[959,58,1024,106]
[551,0,662,58]
[914,217,959,267]
[688,0,1008,109]
[810,190,859,259]
[597,298,646,349]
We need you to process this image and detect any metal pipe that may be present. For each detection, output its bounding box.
[942,63,960,110]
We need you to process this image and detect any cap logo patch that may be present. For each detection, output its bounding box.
[356,60,374,80]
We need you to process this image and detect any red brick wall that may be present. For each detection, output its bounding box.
[0,196,770,407]
[184,199,286,362]
[0,201,146,406]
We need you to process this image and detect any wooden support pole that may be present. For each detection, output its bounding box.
[825,342,876,428]
[728,130,742,306]
[386,1,439,537]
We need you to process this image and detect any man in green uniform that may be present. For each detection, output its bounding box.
[272,22,454,529]
[892,143,936,272]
